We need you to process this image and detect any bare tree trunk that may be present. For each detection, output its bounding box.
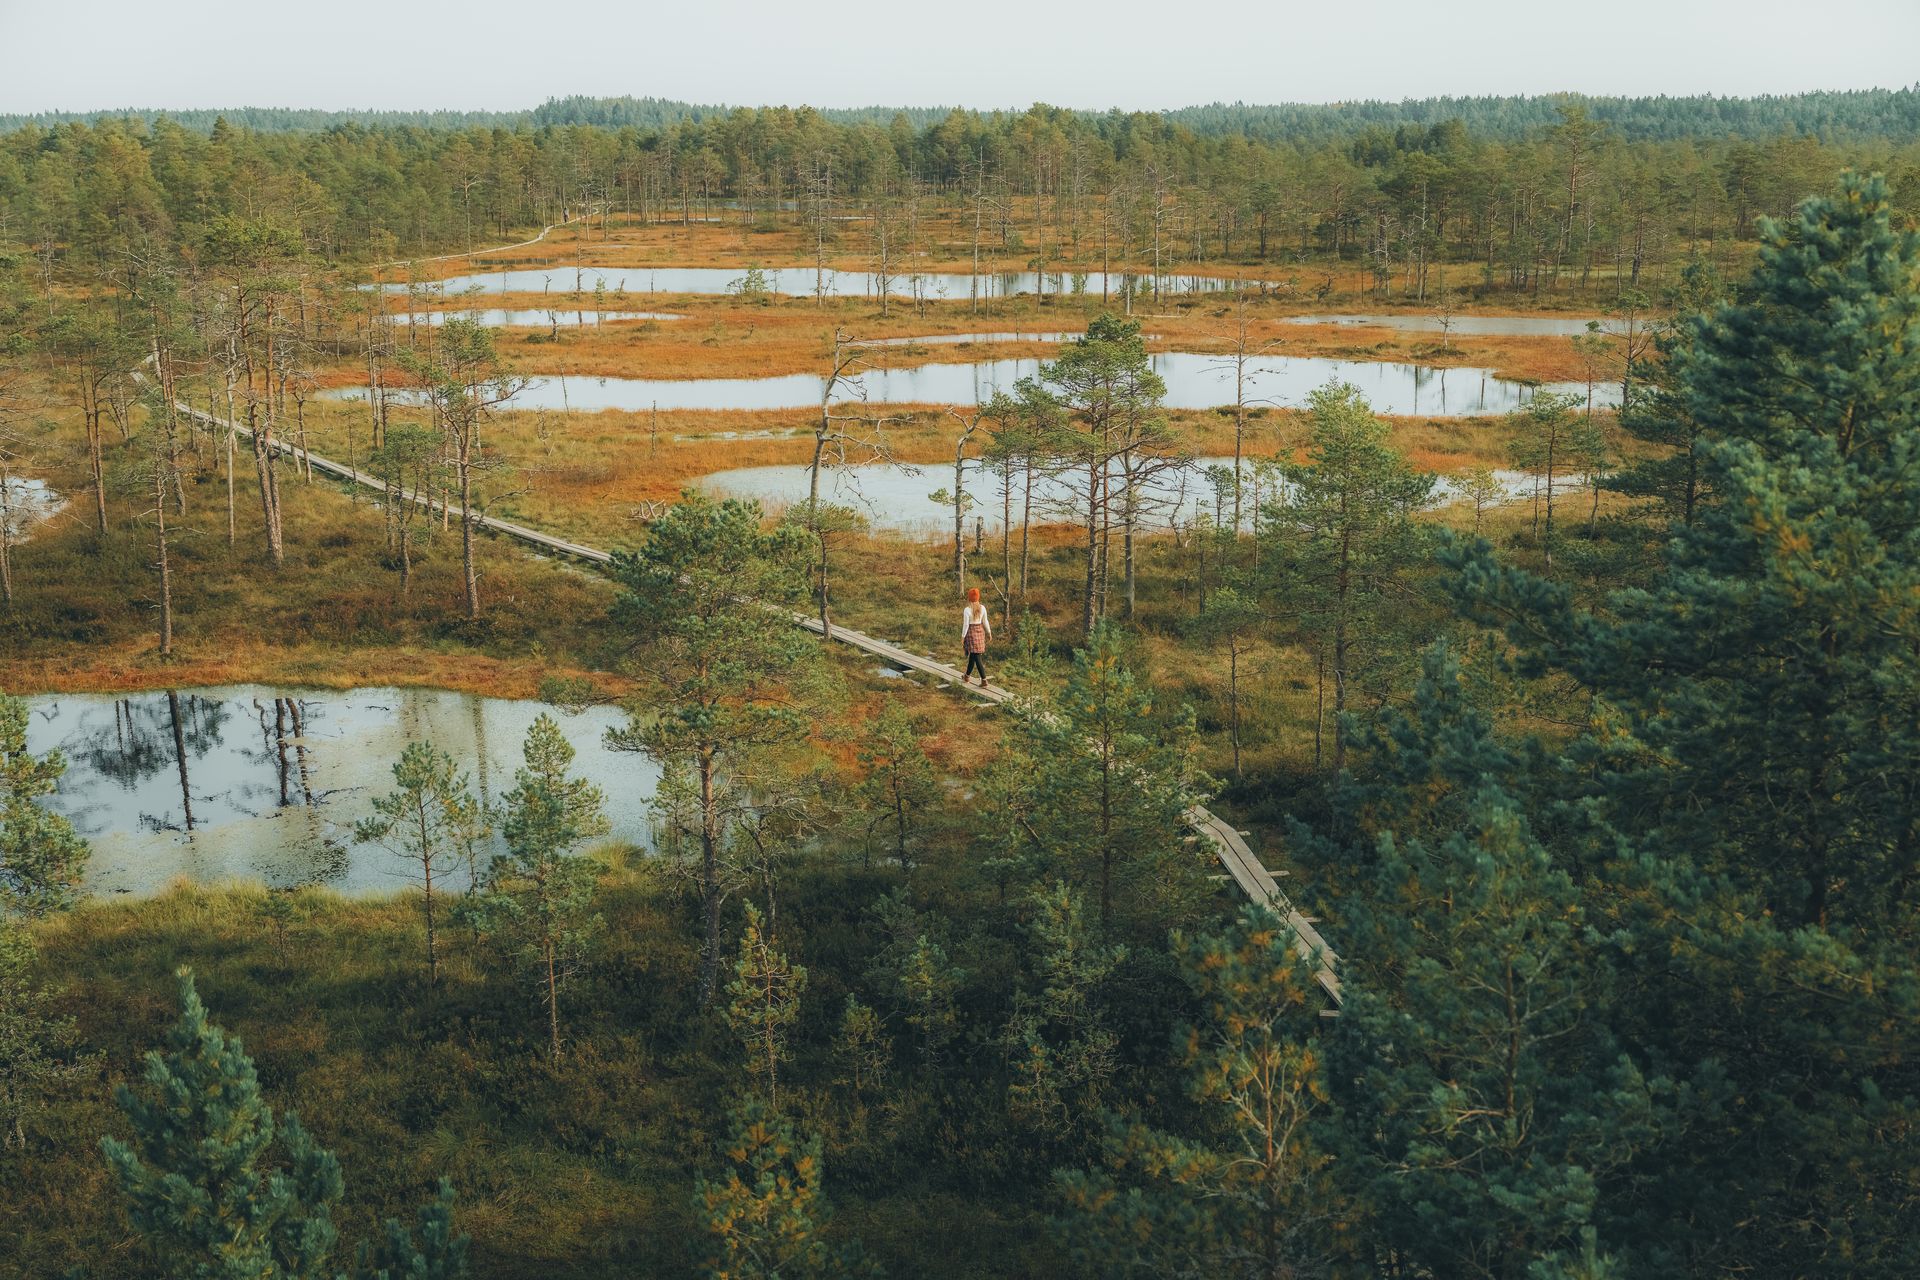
[545,936,562,1060]
[1332,618,1349,773]
[1313,642,1326,771]
[459,433,480,620]
[417,801,439,986]
[807,427,833,642]
[155,465,173,656]
[243,300,286,568]
[1082,459,1099,637]
[0,469,14,609]
[1020,460,1033,609]
[697,748,723,1007]
[953,455,967,593]
[1544,421,1558,570]
[223,369,238,549]
[82,382,108,535]
[971,158,985,316]
[1332,531,1352,772]
[1228,638,1241,778]
[399,512,414,596]
[1001,462,1013,631]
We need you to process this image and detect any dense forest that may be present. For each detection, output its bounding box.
[11,85,1920,140]
[4,97,1918,283]
[0,75,1917,1280]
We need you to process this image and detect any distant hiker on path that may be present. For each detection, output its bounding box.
[961,587,993,686]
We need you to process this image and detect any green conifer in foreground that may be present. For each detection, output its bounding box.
[1448,170,1920,1276]
[100,968,345,1279]
[101,968,470,1280]
[695,1101,871,1279]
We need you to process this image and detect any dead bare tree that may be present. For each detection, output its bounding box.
[398,318,527,621]
[938,405,987,594]
[801,154,835,308]
[1205,307,1283,536]
[869,181,902,319]
[135,385,183,656]
[204,220,308,570]
[802,331,905,639]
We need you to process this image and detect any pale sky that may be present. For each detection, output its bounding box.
[1,0,1915,115]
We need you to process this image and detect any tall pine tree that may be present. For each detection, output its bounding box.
[1013,623,1212,934]
[478,713,608,1060]
[1304,649,1656,1279]
[1053,904,1337,1280]
[1448,171,1920,1275]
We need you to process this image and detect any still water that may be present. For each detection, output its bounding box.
[1282,313,1608,337]
[700,458,1563,538]
[322,353,1601,416]
[4,477,61,539]
[397,308,684,327]
[855,331,1082,347]
[377,266,1260,300]
[27,686,654,897]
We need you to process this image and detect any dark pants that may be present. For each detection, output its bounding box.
[964,652,987,681]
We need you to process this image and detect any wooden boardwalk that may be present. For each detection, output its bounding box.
[165,395,1341,1005]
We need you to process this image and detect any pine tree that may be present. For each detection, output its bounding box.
[726,902,806,1106]
[101,968,346,1280]
[1022,313,1175,633]
[349,1179,470,1280]
[1506,391,1584,569]
[1604,260,1727,524]
[694,1101,869,1280]
[1189,586,1263,779]
[1448,172,1920,1277]
[102,970,470,1279]
[606,492,821,1006]
[394,318,524,621]
[832,996,890,1099]
[853,701,937,874]
[892,933,961,1070]
[1305,649,1655,1279]
[366,422,438,595]
[1016,623,1212,933]
[354,743,488,985]
[0,692,89,916]
[1052,905,1335,1280]
[0,917,84,1149]
[479,713,607,1060]
[1001,883,1124,1152]
[1261,383,1434,770]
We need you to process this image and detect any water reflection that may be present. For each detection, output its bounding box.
[322,353,1603,417]
[3,476,61,540]
[855,331,1081,347]
[28,687,651,897]
[700,458,1565,538]
[1282,313,1608,337]
[397,308,684,327]
[375,266,1261,300]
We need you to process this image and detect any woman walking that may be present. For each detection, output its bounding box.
[961,586,993,686]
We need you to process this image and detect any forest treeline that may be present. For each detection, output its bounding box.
[4,97,1917,287]
[10,86,1920,140]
